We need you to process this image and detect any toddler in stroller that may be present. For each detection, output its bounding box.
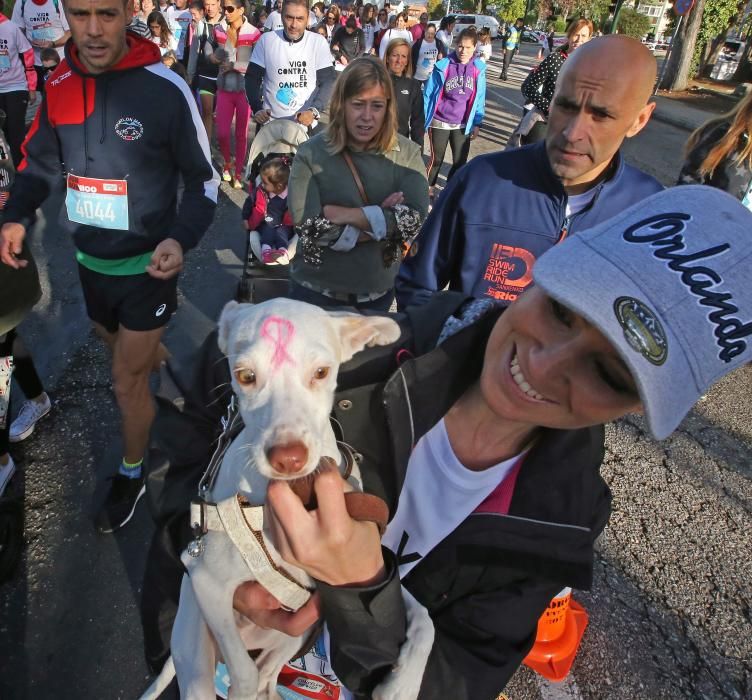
[242,157,294,265]
[235,119,307,302]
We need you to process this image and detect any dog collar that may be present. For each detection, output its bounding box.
[189,494,313,612]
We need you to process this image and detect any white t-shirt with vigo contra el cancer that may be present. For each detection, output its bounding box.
[11,0,69,64]
[251,29,332,118]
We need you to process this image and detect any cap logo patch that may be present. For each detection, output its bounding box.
[614,297,668,365]
[622,212,752,363]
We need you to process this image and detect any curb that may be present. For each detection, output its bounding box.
[651,108,703,132]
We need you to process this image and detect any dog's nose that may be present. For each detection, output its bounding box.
[266,442,309,476]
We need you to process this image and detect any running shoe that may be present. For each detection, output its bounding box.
[94,473,146,534]
[222,169,232,182]
[232,177,243,189]
[9,393,51,443]
[0,456,16,497]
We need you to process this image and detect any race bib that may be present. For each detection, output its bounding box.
[213,631,347,700]
[277,666,343,699]
[32,26,57,42]
[65,174,129,230]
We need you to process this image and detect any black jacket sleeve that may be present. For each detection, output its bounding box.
[167,80,219,252]
[3,98,64,230]
[245,61,266,113]
[321,560,561,699]
[145,329,232,525]
[409,80,425,145]
[317,549,407,696]
[301,65,336,114]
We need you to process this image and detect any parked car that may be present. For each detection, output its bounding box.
[448,14,501,39]
[521,29,544,43]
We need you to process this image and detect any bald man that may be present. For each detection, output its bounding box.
[396,36,664,310]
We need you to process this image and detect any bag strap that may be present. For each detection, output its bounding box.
[341,149,368,205]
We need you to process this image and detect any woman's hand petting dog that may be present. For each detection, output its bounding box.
[267,459,387,588]
[233,583,322,637]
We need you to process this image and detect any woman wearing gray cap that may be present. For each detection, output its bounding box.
[142,186,752,698]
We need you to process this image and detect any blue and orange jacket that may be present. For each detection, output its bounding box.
[395,140,663,310]
[4,33,219,260]
[423,55,486,136]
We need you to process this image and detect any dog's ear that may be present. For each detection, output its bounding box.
[328,312,401,363]
[217,300,244,355]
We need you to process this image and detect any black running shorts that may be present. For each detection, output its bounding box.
[195,75,218,95]
[77,264,178,334]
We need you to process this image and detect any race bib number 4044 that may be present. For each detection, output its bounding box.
[65,174,129,230]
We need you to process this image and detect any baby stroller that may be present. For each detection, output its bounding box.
[236,120,309,304]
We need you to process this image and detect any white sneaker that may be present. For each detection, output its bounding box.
[0,455,16,496]
[9,393,51,443]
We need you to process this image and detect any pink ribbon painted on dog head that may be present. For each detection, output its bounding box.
[261,316,296,371]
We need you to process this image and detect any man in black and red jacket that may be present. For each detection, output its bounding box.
[0,0,219,535]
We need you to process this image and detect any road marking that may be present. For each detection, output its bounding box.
[485,83,524,111]
[537,675,584,700]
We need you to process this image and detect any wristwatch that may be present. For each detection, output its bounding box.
[309,107,320,120]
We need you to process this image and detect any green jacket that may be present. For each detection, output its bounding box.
[288,132,429,296]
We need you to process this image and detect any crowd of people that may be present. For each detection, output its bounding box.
[1,0,751,698]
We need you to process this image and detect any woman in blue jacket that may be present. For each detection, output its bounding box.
[423,27,486,199]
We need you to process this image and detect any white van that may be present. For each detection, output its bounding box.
[448,14,501,39]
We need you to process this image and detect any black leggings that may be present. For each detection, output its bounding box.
[427,127,471,187]
[0,90,30,167]
[0,329,45,454]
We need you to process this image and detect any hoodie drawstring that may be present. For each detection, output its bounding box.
[82,77,89,176]
[100,81,108,145]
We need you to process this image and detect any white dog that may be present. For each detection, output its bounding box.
[140,299,435,700]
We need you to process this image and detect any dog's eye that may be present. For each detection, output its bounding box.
[235,368,256,386]
[314,367,330,380]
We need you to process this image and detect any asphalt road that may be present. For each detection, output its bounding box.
[1,43,750,700]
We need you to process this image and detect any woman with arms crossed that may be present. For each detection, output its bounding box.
[287,56,428,312]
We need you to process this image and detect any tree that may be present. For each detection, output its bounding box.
[497,0,526,22]
[555,0,578,21]
[617,6,651,37]
[732,28,752,81]
[427,0,446,19]
[658,0,706,91]
[696,0,742,76]
[572,0,611,21]
[537,0,553,21]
